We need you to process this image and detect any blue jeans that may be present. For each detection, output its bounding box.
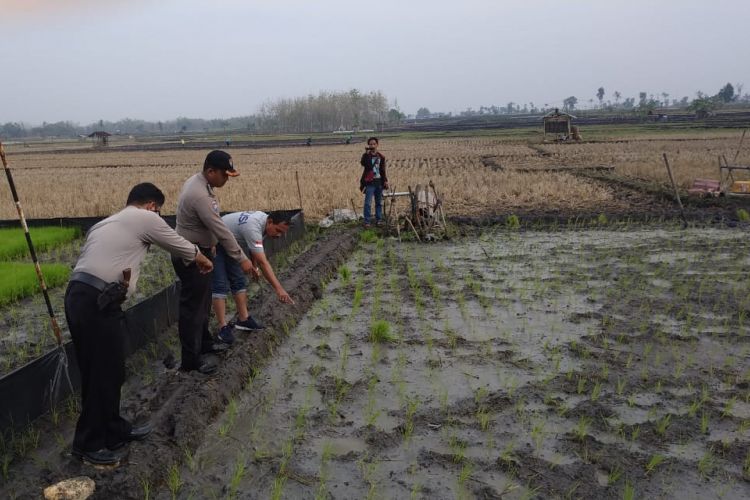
[363,185,383,224]
[211,244,248,299]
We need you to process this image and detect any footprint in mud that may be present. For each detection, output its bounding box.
[314,343,335,359]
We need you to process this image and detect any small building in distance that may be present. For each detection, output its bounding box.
[88,131,111,147]
[543,109,578,141]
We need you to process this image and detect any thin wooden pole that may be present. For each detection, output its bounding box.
[733,128,747,163]
[294,170,303,210]
[662,153,687,228]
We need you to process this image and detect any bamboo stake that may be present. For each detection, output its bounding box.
[0,142,72,406]
[662,153,687,228]
[0,142,64,345]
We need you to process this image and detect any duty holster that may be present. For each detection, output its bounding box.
[97,268,131,311]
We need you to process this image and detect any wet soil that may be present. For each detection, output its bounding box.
[142,227,749,499]
[0,228,358,499]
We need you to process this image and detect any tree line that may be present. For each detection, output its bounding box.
[256,89,403,134]
[0,88,405,140]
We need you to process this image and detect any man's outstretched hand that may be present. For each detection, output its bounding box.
[277,290,294,304]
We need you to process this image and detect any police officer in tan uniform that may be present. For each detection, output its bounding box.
[65,182,213,466]
[173,150,256,374]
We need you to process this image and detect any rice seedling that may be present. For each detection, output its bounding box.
[700,411,710,434]
[140,477,151,500]
[338,265,351,284]
[655,414,671,437]
[410,482,423,500]
[623,481,635,500]
[360,229,378,243]
[607,466,623,485]
[645,454,665,474]
[167,464,181,500]
[720,397,736,418]
[697,448,715,479]
[591,381,602,401]
[457,461,473,494]
[574,416,591,441]
[369,319,396,343]
[228,453,247,499]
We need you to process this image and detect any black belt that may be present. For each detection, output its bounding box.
[70,271,109,292]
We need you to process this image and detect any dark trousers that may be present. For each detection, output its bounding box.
[64,282,132,452]
[172,252,214,370]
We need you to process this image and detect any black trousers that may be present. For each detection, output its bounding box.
[172,252,214,370]
[64,281,132,452]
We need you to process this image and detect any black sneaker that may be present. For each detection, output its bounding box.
[179,354,219,374]
[202,341,230,354]
[72,447,125,466]
[217,324,235,344]
[235,316,265,331]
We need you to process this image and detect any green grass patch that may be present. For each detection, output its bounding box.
[0,227,80,261]
[0,262,71,305]
[360,229,379,243]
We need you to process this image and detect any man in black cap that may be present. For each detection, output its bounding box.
[173,150,257,374]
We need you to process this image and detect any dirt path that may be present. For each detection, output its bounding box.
[1,228,357,499]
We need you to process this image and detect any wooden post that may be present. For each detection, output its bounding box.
[662,153,687,228]
[295,170,303,210]
[733,128,747,163]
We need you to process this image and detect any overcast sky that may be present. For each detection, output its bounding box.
[2,0,748,124]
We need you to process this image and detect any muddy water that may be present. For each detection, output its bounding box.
[165,227,750,499]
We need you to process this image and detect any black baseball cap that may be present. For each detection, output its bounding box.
[204,150,239,177]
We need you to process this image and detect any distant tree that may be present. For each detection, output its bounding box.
[387,108,405,123]
[563,96,578,111]
[506,102,515,114]
[689,95,717,118]
[716,83,735,103]
[596,87,605,107]
[613,91,621,106]
[1,122,25,138]
[622,97,635,109]
[638,92,647,107]
[661,93,669,107]
[416,107,431,119]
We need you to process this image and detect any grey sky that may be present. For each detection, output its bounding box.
[3,0,748,124]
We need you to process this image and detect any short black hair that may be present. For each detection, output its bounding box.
[367,137,379,145]
[267,210,296,225]
[126,183,165,206]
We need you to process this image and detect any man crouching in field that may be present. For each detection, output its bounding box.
[65,183,213,466]
[212,210,295,343]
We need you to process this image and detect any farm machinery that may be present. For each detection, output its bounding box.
[382,181,448,241]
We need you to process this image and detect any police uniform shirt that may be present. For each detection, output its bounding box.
[175,173,248,263]
[73,206,199,297]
